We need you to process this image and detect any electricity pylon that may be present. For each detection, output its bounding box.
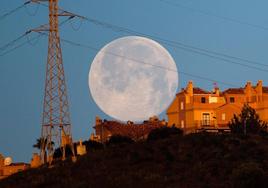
[31,0,78,164]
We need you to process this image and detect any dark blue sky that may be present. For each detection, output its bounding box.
[1,0,268,162]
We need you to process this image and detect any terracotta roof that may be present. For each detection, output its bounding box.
[223,88,244,94]
[216,103,242,110]
[96,121,164,141]
[193,87,210,94]
[9,163,29,166]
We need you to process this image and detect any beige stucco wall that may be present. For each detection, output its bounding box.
[167,81,268,132]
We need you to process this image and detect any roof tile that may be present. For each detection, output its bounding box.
[193,87,210,94]
[223,88,244,94]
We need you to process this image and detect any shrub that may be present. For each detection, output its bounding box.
[106,135,134,145]
[83,140,104,151]
[53,144,76,159]
[228,104,268,135]
[231,162,267,188]
[147,126,183,141]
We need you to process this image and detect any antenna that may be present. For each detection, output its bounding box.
[213,82,218,89]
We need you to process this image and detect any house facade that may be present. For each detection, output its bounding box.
[167,80,268,133]
[91,116,167,143]
[0,154,30,180]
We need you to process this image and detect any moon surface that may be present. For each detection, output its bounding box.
[89,36,178,122]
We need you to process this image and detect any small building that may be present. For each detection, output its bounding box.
[76,139,87,156]
[91,116,167,143]
[30,153,41,168]
[0,154,30,180]
[0,163,30,179]
[167,80,268,133]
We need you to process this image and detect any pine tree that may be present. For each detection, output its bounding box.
[228,104,268,135]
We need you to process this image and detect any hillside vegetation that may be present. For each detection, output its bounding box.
[1,132,268,188]
[1,105,268,188]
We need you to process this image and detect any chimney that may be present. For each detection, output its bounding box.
[256,80,263,102]
[214,87,220,96]
[245,81,252,92]
[186,81,194,96]
[256,80,263,93]
[96,116,102,126]
[244,81,252,102]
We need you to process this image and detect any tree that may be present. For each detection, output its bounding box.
[147,126,183,141]
[231,162,267,188]
[83,140,104,151]
[33,138,55,155]
[228,104,268,135]
[33,138,43,150]
[33,138,54,149]
[53,144,76,159]
[106,135,134,145]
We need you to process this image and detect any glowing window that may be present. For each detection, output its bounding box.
[180,102,184,110]
[181,120,184,128]
[222,113,226,121]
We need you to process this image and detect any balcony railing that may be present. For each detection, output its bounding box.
[194,120,216,128]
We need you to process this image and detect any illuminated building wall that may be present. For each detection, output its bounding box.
[167,80,268,133]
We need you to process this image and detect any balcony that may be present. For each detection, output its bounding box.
[194,120,230,133]
[195,120,216,128]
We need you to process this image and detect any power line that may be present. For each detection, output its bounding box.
[47,8,268,70]
[35,1,268,70]
[0,33,45,57]
[24,1,40,16]
[69,17,84,31]
[159,0,268,31]
[4,14,268,73]
[0,2,263,87]
[0,1,30,21]
[0,21,240,86]
[34,31,238,87]
[0,17,72,56]
[94,20,268,70]
[4,1,268,72]
[77,16,268,72]
[0,32,29,51]
[59,36,239,87]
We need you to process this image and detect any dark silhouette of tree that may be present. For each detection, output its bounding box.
[82,140,103,151]
[147,126,183,141]
[106,135,134,145]
[228,104,268,135]
[53,144,76,160]
[231,162,267,188]
[33,138,42,150]
[33,138,54,150]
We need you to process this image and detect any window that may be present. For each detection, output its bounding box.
[230,97,235,103]
[209,96,218,103]
[222,113,226,121]
[202,113,210,126]
[181,120,184,128]
[201,97,206,103]
[180,102,184,110]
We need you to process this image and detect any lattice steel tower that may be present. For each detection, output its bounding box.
[40,0,75,164]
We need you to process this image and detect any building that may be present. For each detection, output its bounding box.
[91,116,167,143]
[0,154,30,180]
[30,153,41,168]
[167,80,268,133]
[76,139,87,156]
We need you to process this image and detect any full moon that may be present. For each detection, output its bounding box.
[89,36,178,122]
